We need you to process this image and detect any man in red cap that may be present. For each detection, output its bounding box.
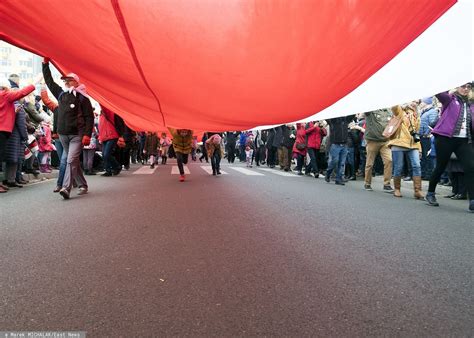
[42,58,94,199]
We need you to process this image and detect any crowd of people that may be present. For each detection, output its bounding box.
[0,60,472,211]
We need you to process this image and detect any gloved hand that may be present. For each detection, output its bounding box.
[82,135,91,146]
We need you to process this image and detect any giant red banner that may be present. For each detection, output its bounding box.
[0,0,455,131]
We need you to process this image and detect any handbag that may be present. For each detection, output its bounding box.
[296,143,306,150]
[382,115,402,138]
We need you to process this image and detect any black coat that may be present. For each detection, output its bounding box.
[43,63,94,137]
[281,125,292,148]
[327,116,353,144]
[273,126,283,147]
[266,129,275,149]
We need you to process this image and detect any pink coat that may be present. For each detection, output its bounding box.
[39,123,54,152]
[0,85,35,133]
[292,124,307,156]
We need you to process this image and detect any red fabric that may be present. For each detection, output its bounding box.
[305,122,327,150]
[0,1,454,131]
[0,85,35,132]
[98,107,119,142]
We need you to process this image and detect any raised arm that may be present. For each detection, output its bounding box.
[40,87,58,111]
[42,60,63,99]
[5,84,35,103]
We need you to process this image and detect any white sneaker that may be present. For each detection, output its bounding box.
[78,186,88,195]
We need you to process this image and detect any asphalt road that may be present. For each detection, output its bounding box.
[0,161,472,337]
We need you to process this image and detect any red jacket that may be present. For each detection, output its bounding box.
[305,122,327,149]
[98,107,119,142]
[40,88,58,111]
[0,85,35,133]
[39,123,54,152]
[292,124,307,156]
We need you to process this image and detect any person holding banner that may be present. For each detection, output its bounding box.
[43,57,94,199]
[0,76,40,193]
[426,83,474,212]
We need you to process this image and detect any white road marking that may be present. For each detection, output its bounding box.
[171,165,190,174]
[133,166,158,174]
[228,167,265,176]
[257,168,302,177]
[200,166,228,175]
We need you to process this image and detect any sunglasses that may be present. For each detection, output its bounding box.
[460,84,472,89]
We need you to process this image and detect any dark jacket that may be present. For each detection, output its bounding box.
[327,116,353,145]
[5,105,27,163]
[225,132,237,151]
[281,125,292,148]
[266,129,275,149]
[273,126,283,147]
[144,133,160,156]
[226,132,237,147]
[43,63,94,137]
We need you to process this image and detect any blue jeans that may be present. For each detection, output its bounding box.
[211,150,221,173]
[326,144,348,182]
[239,145,246,161]
[55,138,67,187]
[392,149,421,177]
[103,139,121,174]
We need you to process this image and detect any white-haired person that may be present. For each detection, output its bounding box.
[43,57,94,199]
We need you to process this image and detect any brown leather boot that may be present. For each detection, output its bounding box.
[413,176,424,199]
[393,176,402,197]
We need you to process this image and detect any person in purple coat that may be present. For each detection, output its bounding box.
[425,83,474,212]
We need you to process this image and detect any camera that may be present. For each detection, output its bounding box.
[411,131,421,143]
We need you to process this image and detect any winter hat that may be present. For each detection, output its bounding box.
[422,97,433,105]
[211,134,222,144]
